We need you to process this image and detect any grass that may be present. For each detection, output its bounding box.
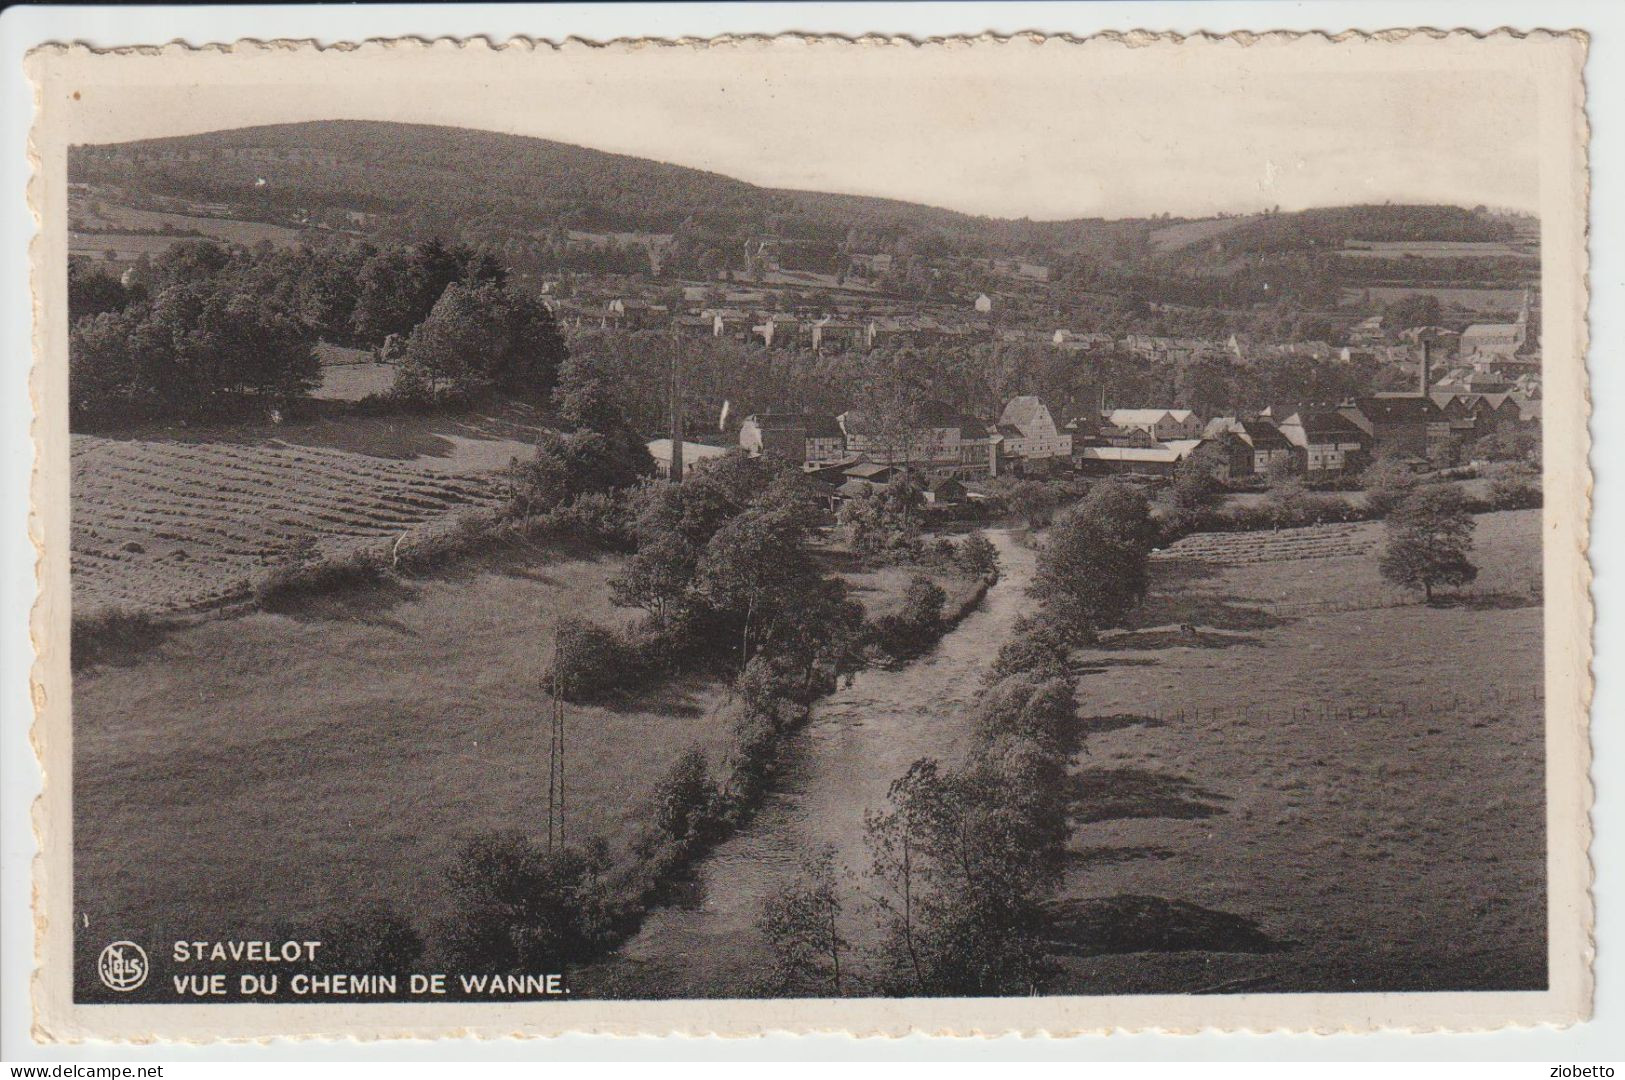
[70,521,981,966]
[72,544,741,949]
[1048,509,1545,993]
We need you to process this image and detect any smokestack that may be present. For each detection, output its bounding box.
[1419,338,1431,397]
[669,345,685,483]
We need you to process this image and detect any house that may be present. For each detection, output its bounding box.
[1276,410,1372,475]
[1341,395,1448,461]
[753,314,802,349]
[810,316,868,353]
[1202,418,1295,478]
[647,439,728,479]
[738,413,847,466]
[1074,440,1204,477]
[1105,408,1205,442]
[1459,295,1530,363]
[836,402,997,480]
[996,397,1073,466]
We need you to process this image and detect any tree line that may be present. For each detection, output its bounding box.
[68,235,566,427]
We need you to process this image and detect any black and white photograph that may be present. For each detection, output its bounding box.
[20,28,1591,1041]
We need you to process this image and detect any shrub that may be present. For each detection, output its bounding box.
[871,573,947,660]
[1485,465,1543,510]
[252,545,386,610]
[649,746,719,846]
[984,615,1073,684]
[434,832,617,976]
[970,674,1078,752]
[545,615,645,702]
[1362,456,1421,518]
[308,907,425,975]
[955,532,1001,581]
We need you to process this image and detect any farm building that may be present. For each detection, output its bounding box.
[1341,396,1449,462]
[1276,411,1371,475]
[1104,408,1205,442]
[1202,418,1295,479]
[996,396,1073,468]
[1074,439,1204,478]
[738,412,846,466]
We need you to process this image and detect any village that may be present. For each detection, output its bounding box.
[645,301,1543,503]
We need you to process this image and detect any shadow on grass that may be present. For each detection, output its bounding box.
[1067,844,1176,869]
[1098,627,1261,651]
[1127,594,1289,634]
[71,611,177,672]
[1080,713,1168,736]
[596,672,716,719]
[1428,590,1541,611]
[1068,767,1230,823]
[1045,895,1292,957]
[260,575,422,632]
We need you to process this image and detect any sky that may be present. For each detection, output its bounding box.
[57,36,1543,221]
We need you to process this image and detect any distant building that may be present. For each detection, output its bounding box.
[1459,292,1531,363]
[738,413,846,466]
[1202,418,1295,478]
[1340,395,1448,462]
[1105,408,1205,442]
[996,397,1073,466]
[1074,440,1204,477]
[647,439,728,479]
[1276,410,1371,474]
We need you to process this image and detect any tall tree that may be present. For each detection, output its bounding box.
[1379,486,1479,602]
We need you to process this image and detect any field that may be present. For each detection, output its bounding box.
[1338,285,1532,312]
[1049,509,1545,993]
[1338,240,1534,259]
[1147,216,1253,253]
[72,543,739,949]
[71,435,508,617]
[72,528,982,962]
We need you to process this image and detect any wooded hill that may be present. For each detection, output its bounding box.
[69,120,1528,268]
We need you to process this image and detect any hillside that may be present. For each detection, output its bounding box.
[68,120,1530,268]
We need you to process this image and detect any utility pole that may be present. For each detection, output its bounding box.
[547,632,566,854]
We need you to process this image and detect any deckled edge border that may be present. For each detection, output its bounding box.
[21,26,1595,1045]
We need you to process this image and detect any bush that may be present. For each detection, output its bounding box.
[871,573,947,660]
[252,545,386,610]
[955,532,1001,581]
[537,490,634,551]
[434,832,618,977]
[649,746,719,847]
[1484,465,1543,510]
[308,907,424,975]
[1362,456,1421,518]
[545,615,646,702]
[984,615,1073,684]
[970,674,1078,752]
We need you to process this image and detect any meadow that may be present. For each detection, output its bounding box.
[1048,509,1545,993]
[72,513,981,959]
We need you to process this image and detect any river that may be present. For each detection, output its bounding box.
[584,529,1035,998]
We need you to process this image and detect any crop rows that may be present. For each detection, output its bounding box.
[1154,521,1380,566]
[72,435,509,616]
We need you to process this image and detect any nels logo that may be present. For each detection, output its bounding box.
[96,941,149,992]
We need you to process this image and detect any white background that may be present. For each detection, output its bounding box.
[1,1,1619,1065]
